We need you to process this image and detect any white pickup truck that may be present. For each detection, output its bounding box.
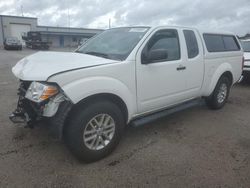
[241,39,250,83]
[10,26,243,162]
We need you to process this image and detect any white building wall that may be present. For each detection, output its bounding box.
[10,23,31,45]
[49,36,60,47]
[63,36,78,47]
[0,15,37,46]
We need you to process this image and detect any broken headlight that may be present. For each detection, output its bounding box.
[25,81,58,103]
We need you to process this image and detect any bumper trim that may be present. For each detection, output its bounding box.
[9,110,35,128]
[9,112,27,124]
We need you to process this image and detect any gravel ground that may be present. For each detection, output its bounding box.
[0,48,250,187]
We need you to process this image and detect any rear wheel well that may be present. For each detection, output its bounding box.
[221,71,233,86]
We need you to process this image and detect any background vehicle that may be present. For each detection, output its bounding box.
[241,39,250,83]
[22,31,50,50]
[4,37,22,50]
[10,26,243,162]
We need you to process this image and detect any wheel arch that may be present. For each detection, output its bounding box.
[74,93,129,123]
[205,63,233,96]
[221,71,233,86]
[62,93,129,138]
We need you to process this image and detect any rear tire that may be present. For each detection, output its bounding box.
[205,76,231,110]
[64,100,125,163]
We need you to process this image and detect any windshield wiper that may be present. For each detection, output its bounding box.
[84,51,110,59]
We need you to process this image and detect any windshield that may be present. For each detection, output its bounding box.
[76,27,150,61]
[241,41,250,52]
[6,37,18,43]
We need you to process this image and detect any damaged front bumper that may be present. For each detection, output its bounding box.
[9,81,72,132]
[9,111,31,125]
[9,110,33,126]
[9,81,42,127]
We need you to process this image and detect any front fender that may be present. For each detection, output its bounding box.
[205,63,233,96]
[61,76,136,121]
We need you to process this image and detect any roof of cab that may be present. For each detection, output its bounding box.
[149,25,236,36]
[110,25,236,36]
[197,29,235,35]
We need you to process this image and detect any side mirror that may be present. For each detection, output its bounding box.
[142,49,168,64]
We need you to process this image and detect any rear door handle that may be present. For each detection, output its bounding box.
[176,65,186,71]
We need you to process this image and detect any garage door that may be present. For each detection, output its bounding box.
[10,24,31,45]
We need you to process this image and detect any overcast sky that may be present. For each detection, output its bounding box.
[0,0,250,35]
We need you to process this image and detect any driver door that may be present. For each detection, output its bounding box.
[136,28,188,113]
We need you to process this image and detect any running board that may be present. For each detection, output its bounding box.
[131,99,204,127]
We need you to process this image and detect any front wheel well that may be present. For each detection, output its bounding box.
[67,93,128,124]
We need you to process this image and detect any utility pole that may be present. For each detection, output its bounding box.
[109,18,111,29]
[21,5,24,16]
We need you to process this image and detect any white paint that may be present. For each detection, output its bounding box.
[12,51,117,81]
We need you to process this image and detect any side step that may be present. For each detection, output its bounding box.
[131,98,204,127]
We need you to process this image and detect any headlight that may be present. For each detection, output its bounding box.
[25,82,58,103]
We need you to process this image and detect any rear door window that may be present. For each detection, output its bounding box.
[183,30,199,58]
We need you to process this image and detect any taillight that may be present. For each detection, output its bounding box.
[242,57,245,70]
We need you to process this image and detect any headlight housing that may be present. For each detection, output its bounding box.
[25,82,58,103]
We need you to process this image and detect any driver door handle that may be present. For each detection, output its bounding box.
[176,65,186,71]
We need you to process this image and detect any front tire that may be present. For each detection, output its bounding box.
[64,100,125,163]
[205,76,231,110]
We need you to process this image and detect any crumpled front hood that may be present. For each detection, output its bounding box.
[12,51,117,81]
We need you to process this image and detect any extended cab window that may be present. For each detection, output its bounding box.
[203,34,240,52]
[183,30,199,58]
[142,29,180,64]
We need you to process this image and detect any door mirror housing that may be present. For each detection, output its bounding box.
[142,49,168,64]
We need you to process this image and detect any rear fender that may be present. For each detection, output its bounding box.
[205,63,233,96]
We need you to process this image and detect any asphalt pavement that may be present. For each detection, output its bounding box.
[0,48,250,187]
